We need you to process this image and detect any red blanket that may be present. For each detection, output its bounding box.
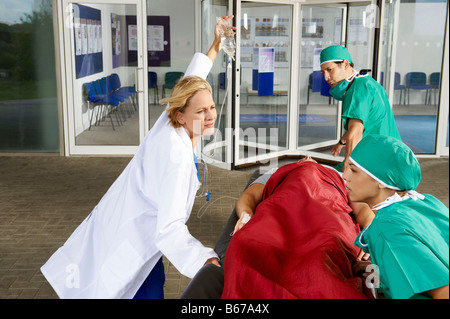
[222,162,371,299]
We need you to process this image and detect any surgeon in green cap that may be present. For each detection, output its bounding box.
[342,134,449,299]
[320,45,401,172]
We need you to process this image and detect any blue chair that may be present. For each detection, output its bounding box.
[99,78,127,102]
[307,73,313,104]
[109,73,136,97]
[320,73,335,104]
[85,82,103,130]
[405,72,430,104]
[84,81,121,130]
[378,71,384,86]
[162,71,184,98]
[111,73,136,96]
[110,73,137,111]
[97,78,132,122]
[219,72,226,90]
[217,72,226,103]
[307,71,322,104]
[91,80,122,106]
[148,71,159,104]
[104,77,136,119]
[393,72,406,105]
[104,76,131,101]
[428,72,440,105]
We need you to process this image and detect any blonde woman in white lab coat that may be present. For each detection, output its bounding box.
[41,16,234,299]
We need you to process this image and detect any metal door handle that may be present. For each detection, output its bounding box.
[135,67,144,93]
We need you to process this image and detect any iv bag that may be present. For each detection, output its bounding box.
[217,17,235,60]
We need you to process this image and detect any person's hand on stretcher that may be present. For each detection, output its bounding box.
[233,156,318,235]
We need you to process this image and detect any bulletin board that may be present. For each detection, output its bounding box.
[125,16,171,67]
[73,4,103,78]
[147,16,171,67]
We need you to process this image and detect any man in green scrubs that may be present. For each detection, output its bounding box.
[343,134,449,299]
[320,45,401,172]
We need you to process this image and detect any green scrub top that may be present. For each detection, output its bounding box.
[355,194,449,299]
[335,75,402,172]
[342,75,401,139]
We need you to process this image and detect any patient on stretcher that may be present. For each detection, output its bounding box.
[181,157,375,299]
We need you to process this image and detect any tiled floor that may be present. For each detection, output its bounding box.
[0,155,447,299]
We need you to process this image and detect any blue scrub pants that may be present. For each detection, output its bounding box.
[133,257,165,299]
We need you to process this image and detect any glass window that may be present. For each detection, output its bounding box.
[147,0,197,130]
[347,2,374,73]
[389,0,447,154]
[0,0,59,152]
[298,5,344,149]
[238,2,292,164]
[71,3,140,147]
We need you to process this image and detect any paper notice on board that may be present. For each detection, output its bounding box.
[87,19,93,54]
[148,25,164,51]
[97,21,102,53]
[115,20,121,55]
[92,20,98,53]
[81,18,87,55]
[128,25,138,51]
[258,47,274,73]
[74,17,82,55]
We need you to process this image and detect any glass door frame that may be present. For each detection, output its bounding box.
[208,0,450,170]
[233,0,450,167]
[233,0,353,167]
[196,0,235,170]
[437,7,449,157]
[295,2,348,162]
[377,0,449,158]
[59,0,148,156]
[234,0,300,167]
[435,3,449,157]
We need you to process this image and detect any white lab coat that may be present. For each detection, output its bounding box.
[41,53,218,299]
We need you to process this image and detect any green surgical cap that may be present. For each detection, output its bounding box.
[320,45,353,65]
[349,134,421,191]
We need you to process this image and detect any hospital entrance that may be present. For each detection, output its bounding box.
[52,0,448,165]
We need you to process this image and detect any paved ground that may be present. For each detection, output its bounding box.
[0,155,447,299]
